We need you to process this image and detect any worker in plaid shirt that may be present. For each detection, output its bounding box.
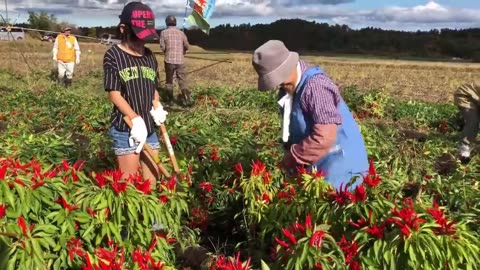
[160,15,192,106]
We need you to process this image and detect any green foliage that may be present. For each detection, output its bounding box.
[0,73,479,269]
[87,28,97,38]
[27,12,59,32]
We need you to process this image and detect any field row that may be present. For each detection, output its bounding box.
[1,40,480,103]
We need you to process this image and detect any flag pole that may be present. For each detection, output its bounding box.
[182,0,189,31]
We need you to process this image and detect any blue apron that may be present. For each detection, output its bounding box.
[282,66,369,189]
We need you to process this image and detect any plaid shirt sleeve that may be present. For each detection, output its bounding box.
[301,75,342,125]
[159,31,166,52]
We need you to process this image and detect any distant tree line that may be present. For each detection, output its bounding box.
[14,14,480,61]
[79,19,480,62]
[184,19,480,62]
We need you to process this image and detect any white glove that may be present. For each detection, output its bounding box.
[150,102,168,126]
[128,116,148,154]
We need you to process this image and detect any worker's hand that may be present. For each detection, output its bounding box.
[53,55,57,62]
[128,116,148,154]
[150,101,168,126]
[281,151,298,170]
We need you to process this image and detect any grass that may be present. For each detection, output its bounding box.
[0,38,479,103]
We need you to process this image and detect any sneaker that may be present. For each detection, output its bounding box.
[458,144,471,158]
[179,89,193,107]
[458,144,472,164]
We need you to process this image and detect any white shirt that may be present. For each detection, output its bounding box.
[278,63,301,142]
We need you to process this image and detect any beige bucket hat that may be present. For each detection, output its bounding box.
[252,40,299,91]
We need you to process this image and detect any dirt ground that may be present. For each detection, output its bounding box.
[1,39,479,103]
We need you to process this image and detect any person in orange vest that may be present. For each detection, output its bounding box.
[52,26,81,87]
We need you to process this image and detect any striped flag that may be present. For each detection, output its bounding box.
[186,0,215,34]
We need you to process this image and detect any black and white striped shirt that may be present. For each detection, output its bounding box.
[103,45,159,134]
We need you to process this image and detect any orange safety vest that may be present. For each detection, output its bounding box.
[56,34,77,63]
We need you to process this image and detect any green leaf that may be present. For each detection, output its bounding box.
[3,184,15,208]
[299,244,309,267]
[13,183,25,205]
[107,222,123,243]
[82,223,95,239]
[44,237,57,250]
[408,245,416,266]
[33,224,58,235]
[74,212,92,224]
[6,250,18,270]
[261,260,271,270]
[31,239,44,262]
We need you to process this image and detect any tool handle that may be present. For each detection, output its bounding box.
[160,124,180,173]
[123,116,171,178]
[153,100,180,174]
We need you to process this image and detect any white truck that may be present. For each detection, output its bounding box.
[100,33,121,46]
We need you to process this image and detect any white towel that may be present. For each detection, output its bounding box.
[278,93,293,142]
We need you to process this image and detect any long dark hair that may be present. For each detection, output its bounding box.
[117,23,144,54]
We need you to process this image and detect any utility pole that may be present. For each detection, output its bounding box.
[4,0,8,24]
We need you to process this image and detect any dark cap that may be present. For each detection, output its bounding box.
[119,1,159,42]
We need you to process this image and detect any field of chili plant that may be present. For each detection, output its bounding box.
[0,70,479,270]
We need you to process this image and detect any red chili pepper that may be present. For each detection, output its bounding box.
[17,216,27,235]
[275,237,290,249]
[281,228,297,245]
[309,230,325,249]
[0,205,6,218]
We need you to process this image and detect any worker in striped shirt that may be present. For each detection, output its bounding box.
[160,15,192,107]
[251,40,369,190]
[453,82,480,164]
[103,1,168,187]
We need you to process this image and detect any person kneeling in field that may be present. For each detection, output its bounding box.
[251,40,369,189]
[103,1,168,187]
[453,82,480,163]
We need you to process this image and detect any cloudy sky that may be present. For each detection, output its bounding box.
[1,0,480,31]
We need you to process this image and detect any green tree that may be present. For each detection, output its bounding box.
[88,27,97,38]
[27,11,58,31]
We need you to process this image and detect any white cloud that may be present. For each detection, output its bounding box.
[367,1,480,23]
[2,0,480,30]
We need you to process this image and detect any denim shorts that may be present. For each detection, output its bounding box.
[109,126,161,156]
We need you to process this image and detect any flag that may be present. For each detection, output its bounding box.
[189,0,215,20]
[186,0,215,34]
[187,9,211,34]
